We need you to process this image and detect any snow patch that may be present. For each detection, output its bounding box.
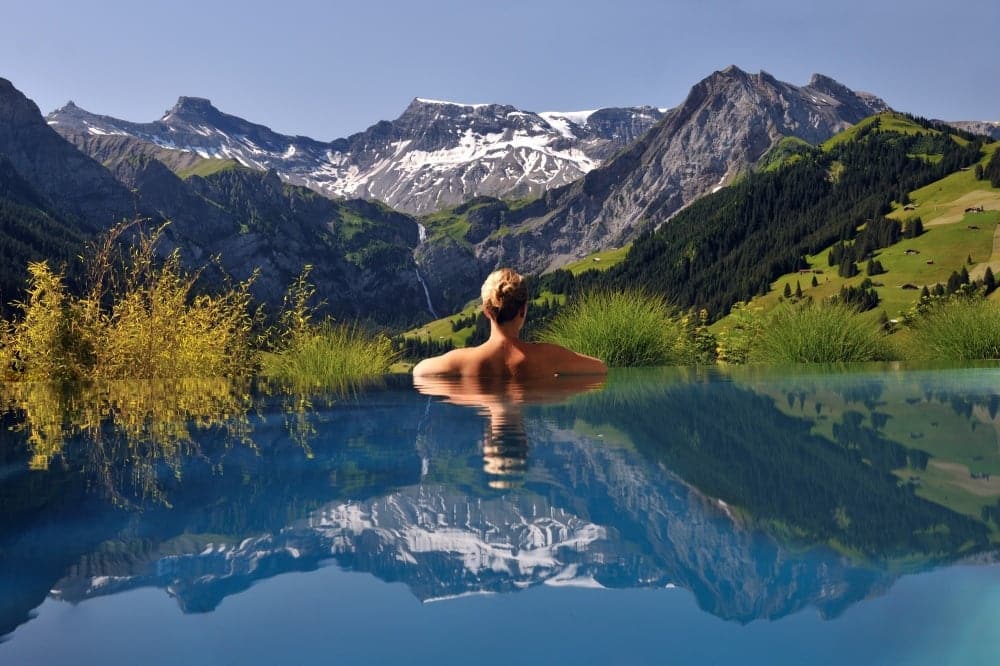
[711,173,727,193]
[423,590,496,604]
[540,109,599,126]
[416,97,489,109]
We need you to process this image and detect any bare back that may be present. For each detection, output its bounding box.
[412,338,607,378]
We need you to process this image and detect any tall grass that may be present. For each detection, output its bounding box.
[539,290,712,367]
[751,302,896,364]
[907,299,1000,360]
[260,323,395,389]
[0,223,257,382]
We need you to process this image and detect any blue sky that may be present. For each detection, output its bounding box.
[2,0,997,140]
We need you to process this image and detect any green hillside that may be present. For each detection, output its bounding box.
[561,245,632,275]
[759,136,815,172]
[175,158,242,179]
[0,156,90,311]
[733,140,1000,327]
[421,196,543,247]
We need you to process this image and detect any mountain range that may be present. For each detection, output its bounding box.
[2,66,996,322]
[47,96,666,215]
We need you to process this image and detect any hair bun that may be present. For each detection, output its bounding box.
[481,268,528,324]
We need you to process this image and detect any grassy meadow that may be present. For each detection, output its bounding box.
[561,245,631,275]
[175,158,243,179]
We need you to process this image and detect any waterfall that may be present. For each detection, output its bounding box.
[414,223,438,318]
[415,268,439,319]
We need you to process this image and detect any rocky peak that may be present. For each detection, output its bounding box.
[807,73,846,93]
[0,77,44,122]
[0,79,134,230]
[945,120,1000,140]
[404,97,498,113]
[163,95,221,121]
[396,97,529,134]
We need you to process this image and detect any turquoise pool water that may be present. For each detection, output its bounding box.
[1,365,999,665]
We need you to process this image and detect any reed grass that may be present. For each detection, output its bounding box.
[540,290,703,367]
[907,299,1000,360]
[751,302,896,364]
[260,323,396,390]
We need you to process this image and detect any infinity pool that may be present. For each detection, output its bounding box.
[2,365,999,665]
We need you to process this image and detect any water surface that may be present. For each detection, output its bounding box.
[1,365,999,664]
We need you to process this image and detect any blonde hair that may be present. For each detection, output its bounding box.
[481,268,528,324]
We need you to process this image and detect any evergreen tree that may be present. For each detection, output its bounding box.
[811,274,819,288]
[839,259,859,278]
[795,281,803,298]
[903,217,924,238]
[783,283,792,298]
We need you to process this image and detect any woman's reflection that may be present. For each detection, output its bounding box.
[413,374,606,488]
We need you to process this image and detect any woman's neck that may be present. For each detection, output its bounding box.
[488,318,521,343]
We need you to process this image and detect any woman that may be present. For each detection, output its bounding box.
[412,268,608,377]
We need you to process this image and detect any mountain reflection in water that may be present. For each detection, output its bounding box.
[1,365,999,641]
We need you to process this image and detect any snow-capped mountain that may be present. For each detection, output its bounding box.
[46,97,666,214]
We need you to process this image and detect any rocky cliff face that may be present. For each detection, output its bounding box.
[945,120,1000,140]
[47,97,666,215]
[0,79,134,231]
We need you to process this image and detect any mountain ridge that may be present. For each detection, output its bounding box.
[47,94,667,215]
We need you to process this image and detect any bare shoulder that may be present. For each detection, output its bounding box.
[412,348,469,376]
[413,349,461,377]
[528,342,607,375]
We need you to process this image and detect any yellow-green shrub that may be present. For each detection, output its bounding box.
[0,222,258,381]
